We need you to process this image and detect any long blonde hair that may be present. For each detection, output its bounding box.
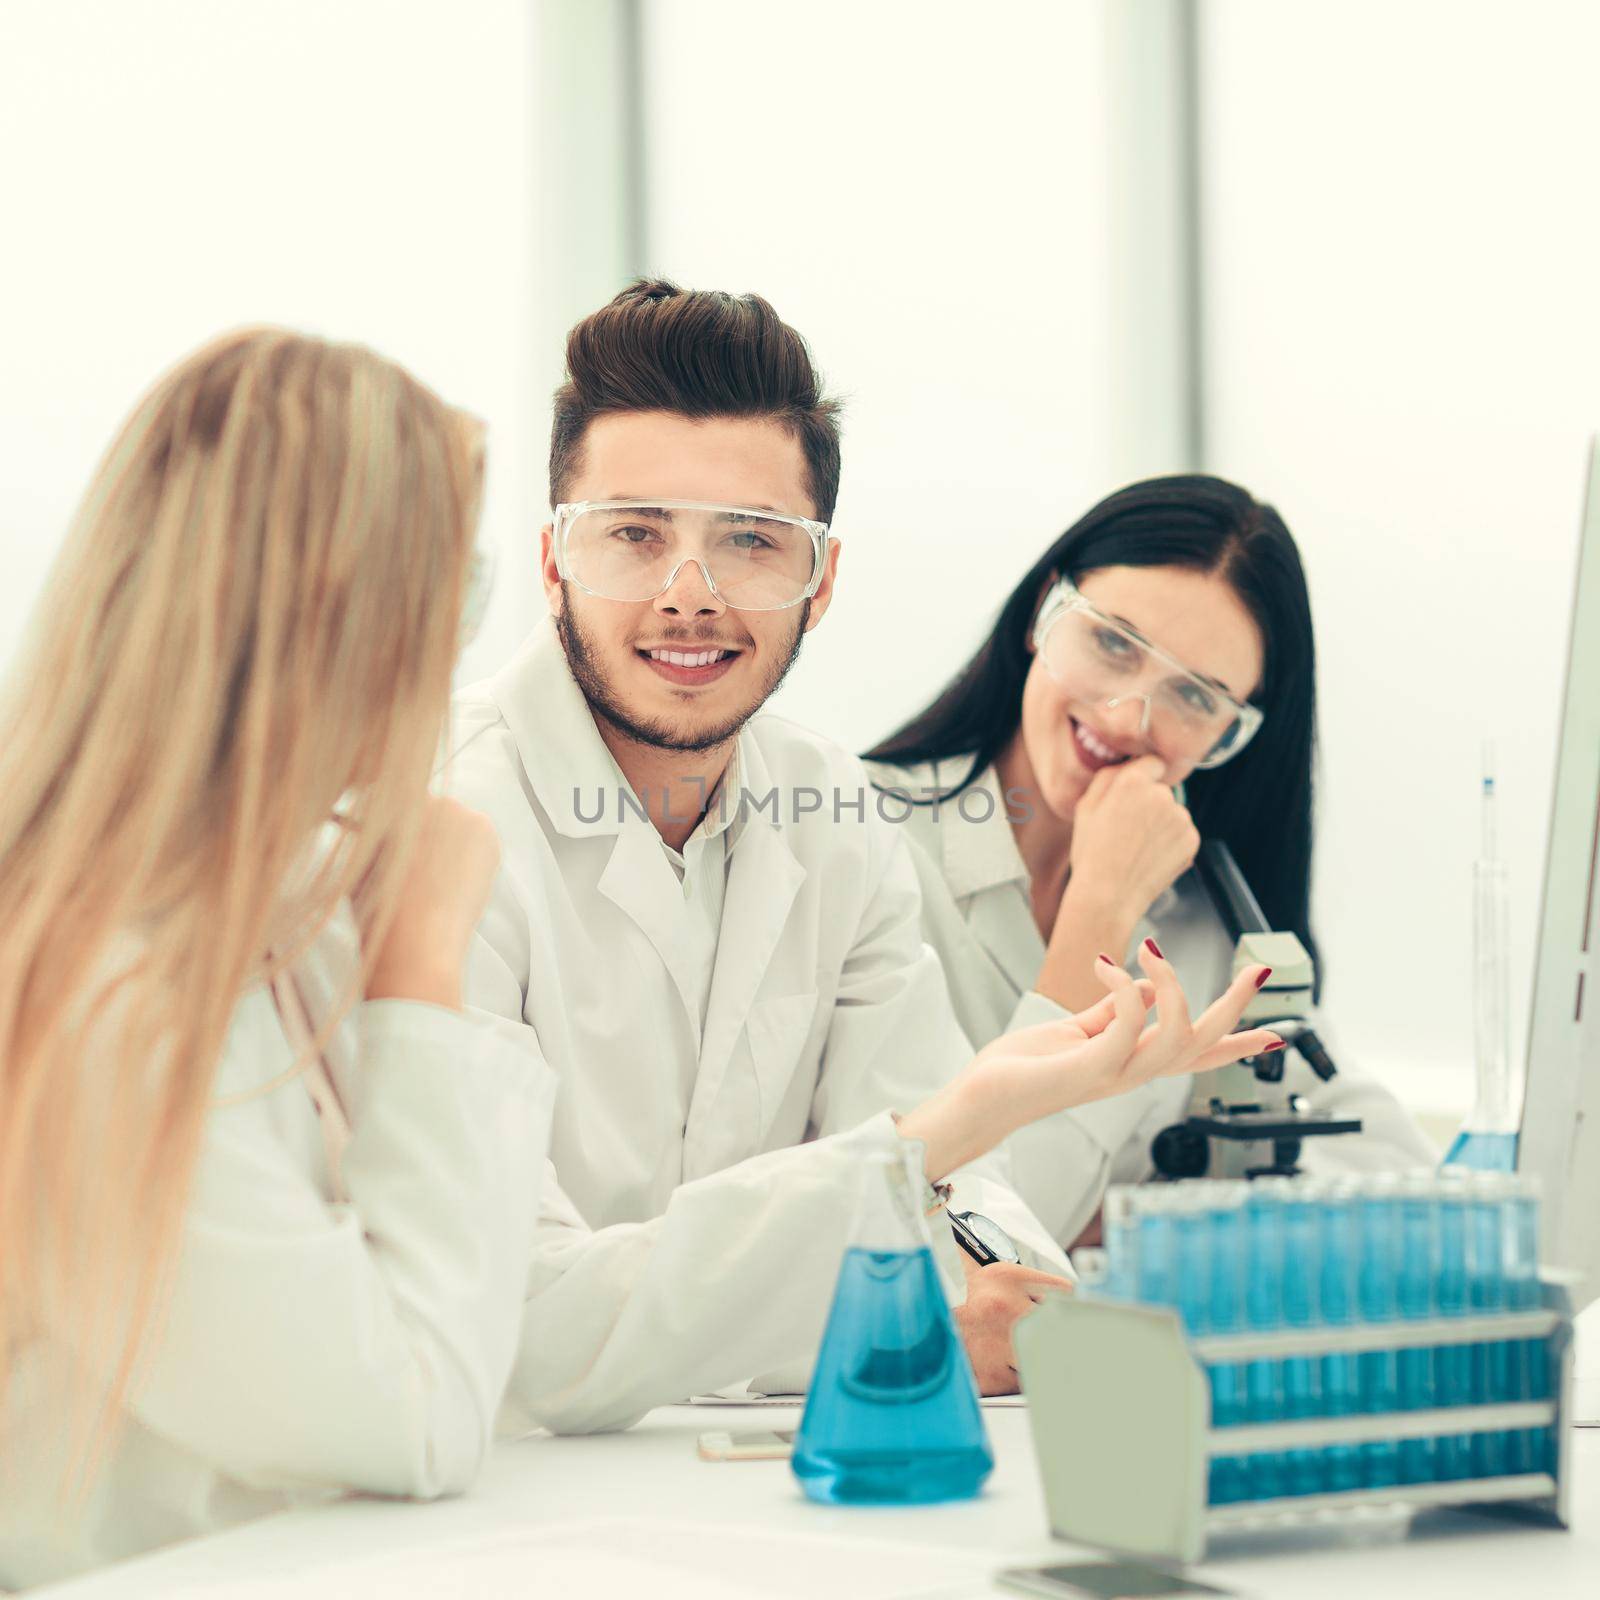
[0,328,484,1481]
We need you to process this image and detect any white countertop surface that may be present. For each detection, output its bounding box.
[37,1306,1600,1600]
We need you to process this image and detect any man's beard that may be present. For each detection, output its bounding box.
[555,591,809,754]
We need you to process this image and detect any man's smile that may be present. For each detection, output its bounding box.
[636,643,744,688]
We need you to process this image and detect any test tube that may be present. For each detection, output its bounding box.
[1173,1184,1214,1337]
[1440,1171,1472,1478]
[1356,1175,1402,1488]
[1396,1174,1440,1484]
[1280,1182,1325,1496]
[1206,1183,1251,1506]
[1504,1177,1555,1472]
[1465,1173,1509,1478]
[1244,1179,1290,1501]
[1503,1178,1547,1475]
[1318,1178,1363,1492]
[1103,1187,1140,1301]
[1134,1186,1180,1309]
[1434,1176,1473,1479]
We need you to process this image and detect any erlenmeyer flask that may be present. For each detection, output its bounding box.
[791,1138,993,1505]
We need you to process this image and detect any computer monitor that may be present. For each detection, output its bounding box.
[1519,436,1600,1312]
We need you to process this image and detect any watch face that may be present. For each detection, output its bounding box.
[960,1210,1021,1265]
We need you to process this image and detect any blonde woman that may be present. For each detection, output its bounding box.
[0,330,556,1588]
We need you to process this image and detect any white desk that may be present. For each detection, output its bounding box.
[38,1400,1599,1599]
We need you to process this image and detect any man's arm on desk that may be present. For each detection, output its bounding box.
[497,1119,930,1437]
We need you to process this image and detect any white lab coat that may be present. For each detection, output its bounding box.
[448,620,1070,1436]
[0,905,556,1592]
[861,756,1438,1249]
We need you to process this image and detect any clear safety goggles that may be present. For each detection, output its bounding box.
[1031,578,1264,770]
[553,499,830,613]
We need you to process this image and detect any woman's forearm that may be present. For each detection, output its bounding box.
[896,1075,1016,1185]
[1034,885,1139,1013]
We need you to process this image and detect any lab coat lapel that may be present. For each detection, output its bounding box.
[966,882,1046,997]
[595,817,708,1035]
[941,765,1043,996]
[682,744,805,1175]
[475,617,714,1034]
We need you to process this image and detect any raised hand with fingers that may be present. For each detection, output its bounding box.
[896,947,1282,1186]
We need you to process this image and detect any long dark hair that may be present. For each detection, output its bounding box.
[864,474,1319,978]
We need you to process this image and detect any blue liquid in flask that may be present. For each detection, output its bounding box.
[1441,1128,1519,1173]
[792,1245,992,1504]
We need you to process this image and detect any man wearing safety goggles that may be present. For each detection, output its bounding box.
[448,282,1095,1428]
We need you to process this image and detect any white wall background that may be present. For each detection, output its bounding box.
[1199,0,1600,1112]
[4,0,1593,1123]
[0,0,542,686]
[638,0,1121,753]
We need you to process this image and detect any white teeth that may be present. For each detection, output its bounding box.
[648,648,729,668]
[1076,721,1128,764]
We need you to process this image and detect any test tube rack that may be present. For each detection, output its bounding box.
[1014,1278,1574,1566]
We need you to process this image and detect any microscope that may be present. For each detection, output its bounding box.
[1149,840,1363,1180]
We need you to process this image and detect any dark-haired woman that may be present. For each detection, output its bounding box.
[864,475,1434,1250]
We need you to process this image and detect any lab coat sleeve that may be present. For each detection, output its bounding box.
[804,818,1073,1279]
[501,1113,917,1436]
[125,1000,556,1500]
[993,988,1171,1250]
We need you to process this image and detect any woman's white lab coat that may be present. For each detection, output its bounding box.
[861,756,1438,1248]
[0,905,556,1591]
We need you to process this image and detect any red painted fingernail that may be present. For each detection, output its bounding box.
[1144,938,1164,960]
[1263,1039,1287,1053]
[1254,967,1273,989]
[1097,952,1116,965]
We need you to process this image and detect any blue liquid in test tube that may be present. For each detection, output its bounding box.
[1504,1181,1547,1474]
[1434,1178,1473,1479]
[1319,1179,1363,1492]
[1280,1184,1325,1495]
[1510,1177,1548,1472]
[1357,1177,1402,1488]
[1174,1185,1213,1335]
[1396,1175,1440,1483]
[1104,1187,1139,1302]
[1465,1173,1509,1478]
[1206,1183,1251,1506]
[1135,1187,1180,1310]
[1244,1179,1290,1501]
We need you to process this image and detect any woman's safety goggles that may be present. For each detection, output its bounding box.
[1031,578,1264,770]
[553,499,830,613]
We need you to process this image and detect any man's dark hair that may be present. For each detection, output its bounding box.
[549,278,843,521]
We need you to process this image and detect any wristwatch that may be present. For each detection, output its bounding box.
[948,1208,1021,1267]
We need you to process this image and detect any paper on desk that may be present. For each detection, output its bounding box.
[167,1518,998,1600]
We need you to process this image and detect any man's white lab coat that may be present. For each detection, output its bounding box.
[450,620,1070,1436]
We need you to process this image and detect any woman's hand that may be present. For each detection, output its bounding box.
[363,796,502,1011]
[1034,755,1201,1011]
[1066,753,1199,916]
[899,941,1281,1182]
